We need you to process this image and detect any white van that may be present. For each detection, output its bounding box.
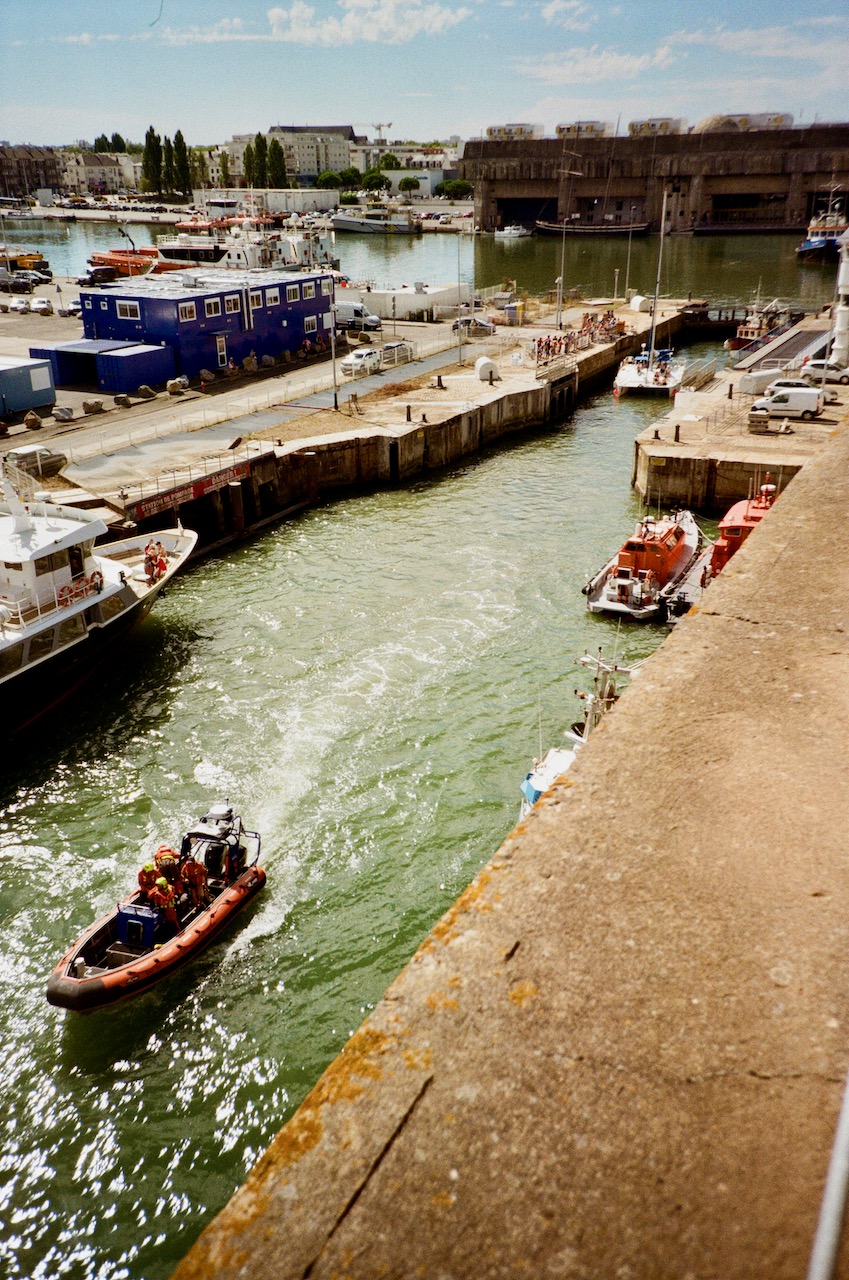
[335,300,382,332]
[750,386,824,420]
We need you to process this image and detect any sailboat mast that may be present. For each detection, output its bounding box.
[647,187,668,370]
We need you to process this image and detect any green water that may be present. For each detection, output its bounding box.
[0,219,824,1279]
[3,217,836,314]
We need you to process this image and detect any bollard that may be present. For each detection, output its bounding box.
[653,428,660,440]
[674,424,680,442]
[406,404,411,422]
[436,375,444,389]
[728,383,733,399]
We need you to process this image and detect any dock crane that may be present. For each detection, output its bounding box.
[355,123,393,142]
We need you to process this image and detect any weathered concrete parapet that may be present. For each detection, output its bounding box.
[172,402,849,1279]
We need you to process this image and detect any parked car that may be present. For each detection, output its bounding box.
[4,445,68,478]
[801,359,849,385]
[452,316,497,336]
[66,299,83,317]
[76,266,117,286]
[0,275,33,294]
[381,340,414,367]
[750,387,824,420]
[8,297,31,314]
[340,348,382,376]
[766,376,838,403]
[30,297,54,315]
[14,268,52,285]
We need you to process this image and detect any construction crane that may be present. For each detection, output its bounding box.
[355,123,393,142]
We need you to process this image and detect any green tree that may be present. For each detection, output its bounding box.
[141,125,162,192]
[339,166,362,189]
[254,132,268,188]
[267,138,287,188]
[316,170,342,189]
[173,130,191,196]
[377,153,401,170]
[190,148,210,189]
[362,169,391,192]
[93,134,110,152]
[162,136,175,193]
[399,176,420,194]
[435,178,472,199]
[110,132,126,152]
[219,150,231,186]
[243,142,255,188]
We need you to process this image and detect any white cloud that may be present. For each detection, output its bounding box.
[518,42,675,84]
[540,0,592,30]
[155,1,470,46]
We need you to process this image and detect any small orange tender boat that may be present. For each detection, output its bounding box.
[710,478,776,576]
[46,802,264,1013]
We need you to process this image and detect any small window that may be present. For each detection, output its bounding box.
[0,641,24,678]
[304,316,317,334]
[100,300,108,310]
[225,295,240,314]
[28,629,56,662]
[205,297,222,318]
[99,595,127,622]
[84,299,92,309]
[117,301,140,320]
[58,615,86,646]
[2,561,22,572]
[250,290,263,309]
[321,278,332,296]
[302,282,315,300]
[178,302,197,322]
[286,284,299,302]
[265,288,280,307]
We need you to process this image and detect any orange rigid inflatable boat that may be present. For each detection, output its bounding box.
[46,801,265,1013]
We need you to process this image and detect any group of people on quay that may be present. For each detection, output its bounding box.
[143,538,169,585]
[136,842,210,934]
[533,309,625,365]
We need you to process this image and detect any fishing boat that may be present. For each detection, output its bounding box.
[519,649,640,818]
[613,189,686,396]
[724,298,799,351]
[0,468,197,737]
[796,193,848,264]
[583,509,702,620]
[709,478,776,576]
[155,225,335,270]
[46,801,265,1012]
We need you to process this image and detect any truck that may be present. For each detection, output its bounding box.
[335,300,382,332]
[749,386,824,421]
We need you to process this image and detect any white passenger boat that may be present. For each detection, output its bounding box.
[494,225,532,239]
[155,225,335,270]
[519,649,639,818]
[0,471,197,737]
[583,509,702,620]
[330,207,422,234]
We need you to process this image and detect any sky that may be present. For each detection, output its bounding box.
[1,0,847,148]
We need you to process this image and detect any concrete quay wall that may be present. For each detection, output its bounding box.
[172,419,849,1275]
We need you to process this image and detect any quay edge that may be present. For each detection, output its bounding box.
[170,411,849,1279]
